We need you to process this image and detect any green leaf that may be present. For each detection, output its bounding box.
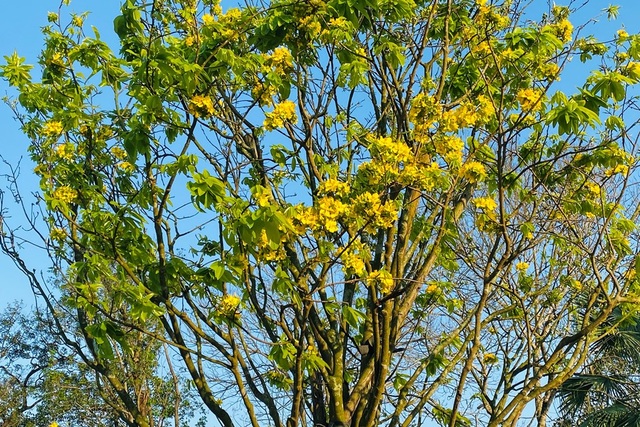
[342,305,365,328]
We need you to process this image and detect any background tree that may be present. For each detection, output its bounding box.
[555,308,640,427]
[0,299,204,427]
[2,0,640,426]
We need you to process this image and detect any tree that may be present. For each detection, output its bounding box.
[556,308,640,427]
[1,0,640,426]
[0,301,204,427]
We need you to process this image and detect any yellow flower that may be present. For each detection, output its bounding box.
[110,146,127,160]
[55,143,74,161]
[409,92,438,130]
[371,137,413,164]
[43,121,64,137]
[342,250,366,276]
[218,294,241,316]
[540,62,560,81]
[202,14,215,25]
[483,353,498,365]
[316,196,347,232]
[189,95,216,118]
[516,88,543,112]
[473,196,497,212]
[625,62,640,81]
[253,185,272,207]
[50,228,66,241]
[53,186,78,204]
[515,261,529,272]
[72,15,84,27]
[584,181,601,196]
[117,161,136,173]
[294,205,319,232]
[264,100,297,130]
[605,164,629,176]
[223,8,241,21]
[49,422,59,427]
[617,29,629,42]
[426,283,439,294]
[267,47,293,73]
[251,80,278,106]
[554,19,573,43]
[319,178,350,197]
[434,135,464,164]
[368,269,394,294]
[476,95,495,121]
[459,161,487,183]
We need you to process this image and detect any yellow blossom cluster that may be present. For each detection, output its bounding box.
[53,186,78,204]
[202,13,215,26]
[410,93,494,143]
[318,178,350,197]
[358,144,443,192]
[221,8,241,21]
[257,229,285,261]
[483,352,498,365]
[55,143,74,161]
[320,16,352,42]
[439,102,481,132]
[46,53,65,68]
[426,282,439,294]
[189,95,216,118]
[251,79,278,107]
[625,62,640,81]
[111,146,127,160]
[515,261,529,272]
[584,181,601,196]
[341,247,366,276]
[516,88,543,112]
[476,95,495,123]
[605,164,629,176]
[617,29,629,42]
[552,19,573,43]
[50,227,66,241]
[218,294,241,316]
[433,135,464,164]
[43,121,64,137]
[370,136,413,163]
[218,8,243,40]
[353,192,398,229]
[117,161,136,173]
[398,161,443,190]
[298,16,322,38]
[368,269,394,294]
[475,3,510,29]
[264,100,297,130]
[470,40,492,57]
[473,196,497,213]
[539,62,560,81]
[293,189,398,235]
[265,47,293,73]
[253,185,273,207]
[409,92,438,137]
[459,161,487,183]
[316,196,348,232]
[72,15,84,27]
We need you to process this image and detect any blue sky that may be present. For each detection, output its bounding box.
[1,0,640,307]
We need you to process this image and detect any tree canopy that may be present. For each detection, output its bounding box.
[2,0,640,426]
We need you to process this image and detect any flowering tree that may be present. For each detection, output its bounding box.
[2,0,640,426]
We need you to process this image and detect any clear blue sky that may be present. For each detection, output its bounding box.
[1,0,640,307]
